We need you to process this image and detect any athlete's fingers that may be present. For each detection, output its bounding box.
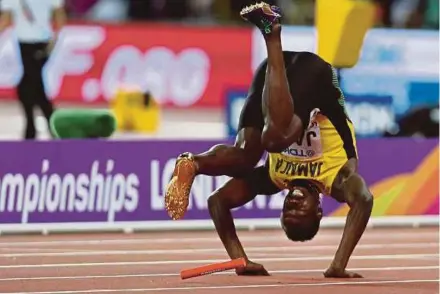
[236,269,270,276]
[236,261,270,276]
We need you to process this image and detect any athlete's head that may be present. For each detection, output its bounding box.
[280,180,323,242]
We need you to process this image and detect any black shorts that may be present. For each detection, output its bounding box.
[243,160,281,196]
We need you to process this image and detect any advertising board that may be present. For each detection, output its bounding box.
[225,90,396,138]
[252,27,439,117]
[0,24,252,107]
[1,25,437,112]
[0,139,437,233]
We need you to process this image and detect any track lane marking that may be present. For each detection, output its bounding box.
[0,265,437,281]
[6,279,438,294]
[0,254,437,269]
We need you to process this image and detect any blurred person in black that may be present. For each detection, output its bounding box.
[128,0,189,21]
[374,0,439,29]
[384,105,439,138]
[0,0,66,139]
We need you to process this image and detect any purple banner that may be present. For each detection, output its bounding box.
[0,138,438,225]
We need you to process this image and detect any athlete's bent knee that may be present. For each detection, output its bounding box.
[207,189,231,217]
[208,177,255,210]
[207,192,221,209]
[357,189,373,209]
[232,128,265,174]
[261,132,288,153]
[261,119,302,153]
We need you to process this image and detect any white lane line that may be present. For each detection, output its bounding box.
[7,279,439,294]
[0,232,436,247]
[0,266,438,281]
[0,254,437,269]
[0,248,92,253]
[1,243,436,258]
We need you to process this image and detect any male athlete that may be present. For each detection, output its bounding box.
[165,2,373,278]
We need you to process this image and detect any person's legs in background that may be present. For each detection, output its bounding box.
[17,42,55,139]
[16,82,36,139]
[17,43,37,139]
[33,43,55,132]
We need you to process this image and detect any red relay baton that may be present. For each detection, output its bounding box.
[180,258,247,280]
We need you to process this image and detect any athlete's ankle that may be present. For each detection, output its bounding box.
[240,3,282,36]
[263,23,282,40]
[264,35,283,53]
[192,156,201,175]
[177,152,198,173]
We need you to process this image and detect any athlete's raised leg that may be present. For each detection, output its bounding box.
[193,128,264,177]
[164,128,263,220]
[165,1,306,220]
[325,158,374,278]
[241,3,303,152]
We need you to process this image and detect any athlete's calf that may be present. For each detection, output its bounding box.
[242,5,304,152]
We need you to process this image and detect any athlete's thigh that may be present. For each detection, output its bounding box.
[285,52,332,126]
[237,57,267,136]
[233,58,268,161]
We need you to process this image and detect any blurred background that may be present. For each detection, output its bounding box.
[0,1,438,288]
[65,0,439,28]
[0,0,438,233]
[0,0,438,140]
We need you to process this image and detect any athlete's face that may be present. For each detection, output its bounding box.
[281,186,322,223]
[280,185,323,241]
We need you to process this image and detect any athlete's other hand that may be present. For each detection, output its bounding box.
[323,267,363,278]
[236,260,270,276]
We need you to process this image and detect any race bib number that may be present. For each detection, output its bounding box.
[281,109,323,159]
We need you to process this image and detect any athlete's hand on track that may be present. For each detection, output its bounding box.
[235,260,270,276]
[323,267,363,278]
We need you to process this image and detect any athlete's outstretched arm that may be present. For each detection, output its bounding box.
[208,176,271,276]
[325,160,373,278]
[260,24,304,152]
